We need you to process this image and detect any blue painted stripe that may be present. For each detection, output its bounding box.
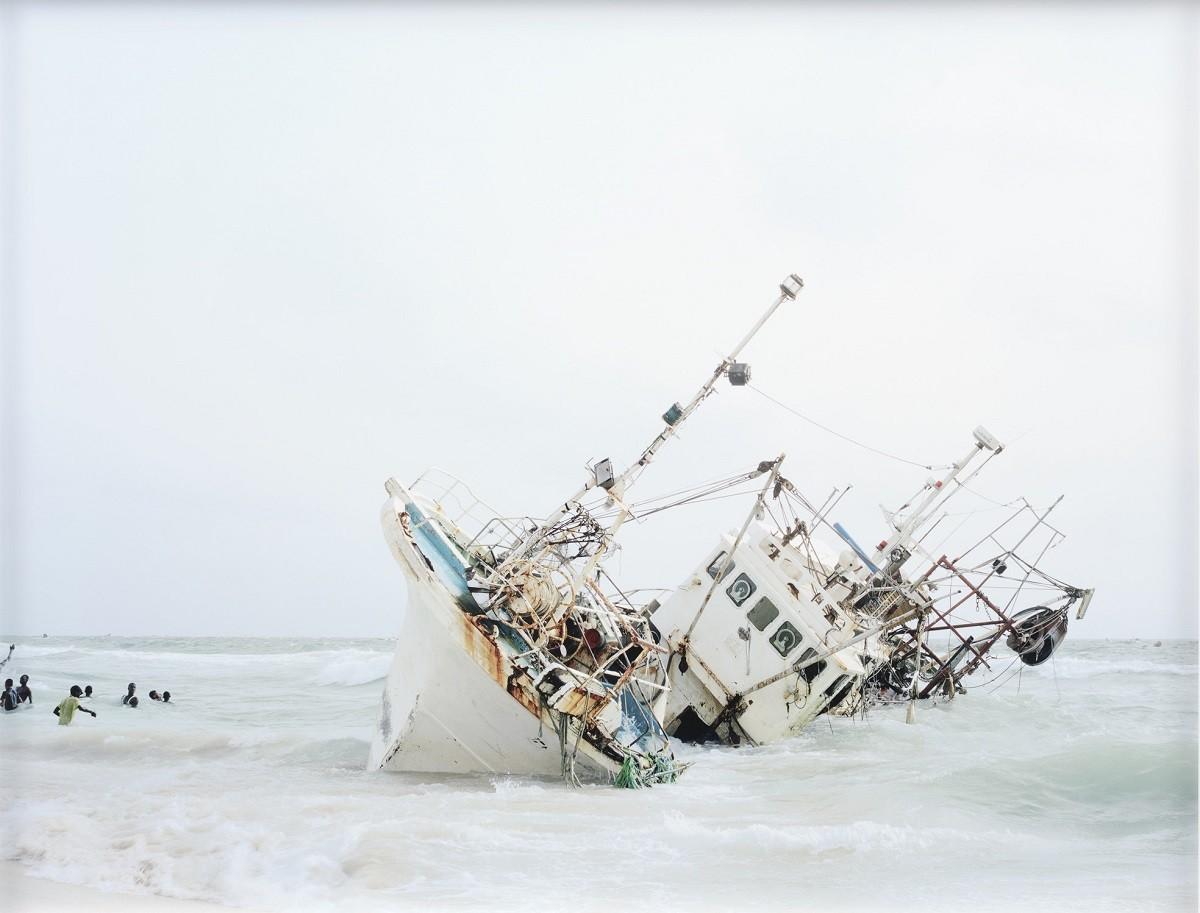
[405,501,478,612]
[832,522,881,574]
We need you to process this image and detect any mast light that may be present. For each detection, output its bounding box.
[593,458,615,491]
[728,363,752,386]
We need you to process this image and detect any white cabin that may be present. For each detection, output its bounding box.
[652,520,878,745]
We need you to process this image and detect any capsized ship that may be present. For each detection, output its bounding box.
[368,471,673,784]
[653,428,1096,747]
[369,275,806,785]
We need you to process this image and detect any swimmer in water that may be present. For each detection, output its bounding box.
[83,685,92,699]
[54,685,97,725]
[1,679,17,712]
[17,674,32,706]
[162,691,171,703]
[149,691,160,701]
[122,683,136,705]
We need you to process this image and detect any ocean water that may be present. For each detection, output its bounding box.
[0,636,1194,913]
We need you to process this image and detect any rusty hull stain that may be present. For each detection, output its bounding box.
[453,609,542,720]
[506,668,541,718]
[394,504,554,729]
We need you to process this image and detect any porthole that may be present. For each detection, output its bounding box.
[769,620,803,657]
[725,572,756,607]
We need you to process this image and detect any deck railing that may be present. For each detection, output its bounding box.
[408,468,528,556]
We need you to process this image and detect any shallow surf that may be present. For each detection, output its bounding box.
[0,636,1194,912]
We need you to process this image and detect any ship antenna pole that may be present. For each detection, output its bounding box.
[609,274,803,498]
[536,275,804,534]
[873,427,1004,568]
[559,276,801,588]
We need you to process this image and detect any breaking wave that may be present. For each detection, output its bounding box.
[314,653,392,687]
[1,637,1194,913]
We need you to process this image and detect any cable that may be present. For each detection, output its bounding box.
[952,479,1023,510]
[748,384,948,471]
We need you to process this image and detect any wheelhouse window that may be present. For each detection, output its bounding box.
[824,675,855,709]
[797,648,826,683]
[823,675,850,699]
[768,620,802,657]
[706,551,735,581]
[725,572,756,607]
[746,597,780,631]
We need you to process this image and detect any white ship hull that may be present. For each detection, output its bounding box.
[368,494,616,780]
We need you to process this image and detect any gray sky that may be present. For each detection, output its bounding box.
[1,3,1196,638]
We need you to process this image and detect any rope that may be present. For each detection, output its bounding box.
[748,384,948,471]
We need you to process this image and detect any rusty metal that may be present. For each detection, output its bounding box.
[919,592,992,670]
[505,667,541,718]
[923,619,1014,632]
[937,555,1016,629]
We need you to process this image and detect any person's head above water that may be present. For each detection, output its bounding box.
[149,691,160,700]
[162,691,171,703]
[69,685,83,697]
[83,685,92,696]
[128,696,139,707]
[127,683,136,694]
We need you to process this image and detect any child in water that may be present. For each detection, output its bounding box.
[54,685,97,726]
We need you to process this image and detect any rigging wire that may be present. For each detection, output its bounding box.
[616,469,759,509]
[951,479,1023,510]
[748,383,949,471]
[590,479,765,523]
[1007,552,1076,592]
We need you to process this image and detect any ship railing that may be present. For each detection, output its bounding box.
[409,467,527,555]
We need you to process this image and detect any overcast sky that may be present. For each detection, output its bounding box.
[1,2,1196,639]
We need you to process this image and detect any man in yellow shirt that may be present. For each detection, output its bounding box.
[53,685,97,726]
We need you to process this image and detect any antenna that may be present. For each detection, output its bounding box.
[608,274,803,499]
[505,275,802,575]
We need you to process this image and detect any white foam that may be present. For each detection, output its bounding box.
[314,654,392,687]
[2,637,1195,912]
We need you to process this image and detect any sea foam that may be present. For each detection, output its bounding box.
[1,636,1195,913]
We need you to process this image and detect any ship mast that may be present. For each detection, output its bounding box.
[541,274,803,530]
[608,274,804,499]
[870,426,1004,571]
[536,274,803,587]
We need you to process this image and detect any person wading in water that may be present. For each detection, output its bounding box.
[54,686,97,726]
